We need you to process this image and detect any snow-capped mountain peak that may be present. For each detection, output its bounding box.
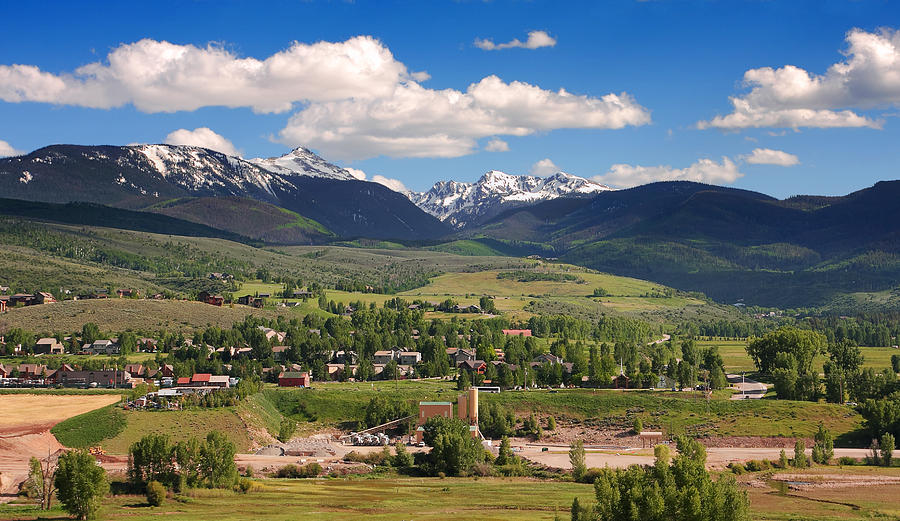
[246,147,357,181]
[409,169,613,228]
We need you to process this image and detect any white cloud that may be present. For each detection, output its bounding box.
[700,28,900,129]
[475,30,557,51]
[484,138,510,152]
[742,148,799,166]
[164,127,240,156]
[593,157,743,188]
[278,75,650,160]
[344,167,368,181]
[530,158,560,176]
[371,174,409,193]
[0,36,419,113]
[0,36,649,160]
[0,139,24,157]
[341,166,408,192]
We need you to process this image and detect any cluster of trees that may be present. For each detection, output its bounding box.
[526,314,656,344]
[587,437,749,521]
[496,270,584,283]
[747,327,899,404]
[128,431,240,492]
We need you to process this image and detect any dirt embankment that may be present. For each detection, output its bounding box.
[0,394,120,501]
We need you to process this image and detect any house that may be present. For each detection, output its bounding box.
[398,351,422,366]
[447,348,476,365]
[9,294,36,307]
[0,285,9,293]
[116,289,137,298]
[16,364,49,379]
[259,327,286,343]
[88,340,120,355]
[258,293,271,298]
[208,375,230,388]
[502,329,532,337]
[138,338,158,352]
[54,369,131,388]
[236,295,253,306]
[176,377,191,387]
[278,371,311,387]
[373,350,397,365]
[36,292,56,304]
[201,293,224,306]
[331,350,358,364]
[124,364,145,378]
[458,359,487,374]
[272,346,291,361]
[159,364,175,378]
[533,353,563,365]
[191,373,212,386]
[34,338,65,355]
[292,290,313,299]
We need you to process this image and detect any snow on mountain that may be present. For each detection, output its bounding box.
[126,144,359,199]
[246,147,357,181]
[409,170,612,227]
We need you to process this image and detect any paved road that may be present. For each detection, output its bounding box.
[727,373,767,399]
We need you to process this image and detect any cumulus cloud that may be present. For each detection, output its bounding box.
[0,36,649,159]
[742,148,799,166]
[278,75,650,160]
[164,127,240,156]
[530,158,560,176]
[0,36,419,113]
[593,157,743,188]
[342,166,408,192]
[344,167,368,181]
[474,30,557,51]
[0,139,24,157]
[371,174,409,193]
[699,28,900,130]
[484,138,510,152]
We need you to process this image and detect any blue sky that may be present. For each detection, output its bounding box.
[1,0,898,197]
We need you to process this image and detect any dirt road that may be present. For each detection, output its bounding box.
[518,444,872,470]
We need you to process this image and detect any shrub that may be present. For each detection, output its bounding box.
[744,460,771,472]
[792,440,808,468]
[547,416,557,431]
[779,449,790,469]
[632,417,643,434]
[837,456,858,466]
[729,463,746,475]
[237,478,252,494]
[146,481,165,507]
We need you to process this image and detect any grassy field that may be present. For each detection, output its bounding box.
[697,339,900,373]
[50,403,126,447]
[0,298,297,334]
[99,407,254,454]
[481,388,864,441]
[2,470,898,521]
[265,381,864,443]
[0,478,595,521]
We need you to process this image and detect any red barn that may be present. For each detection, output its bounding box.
[278,371,310,387]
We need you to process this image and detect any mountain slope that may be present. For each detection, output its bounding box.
[469,180,900,307]
[0,144,448,240]
[148,197,335,244]
[409,170,611,228]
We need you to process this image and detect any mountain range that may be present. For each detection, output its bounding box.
[2,142,900,308]
[408,170,611,228]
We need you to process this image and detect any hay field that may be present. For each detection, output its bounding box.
[0,394,120,429]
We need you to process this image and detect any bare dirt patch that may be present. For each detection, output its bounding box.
[0,394,120,501]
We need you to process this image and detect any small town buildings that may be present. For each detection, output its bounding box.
[373,350,397,365]
[34,338,65,355]
[87,340,120,355]
[398,351,422,366]
[36,292,56,304]
[272,345,290,361]
[446,348,476,365]
[124,364,145,378]
[54,368,132,388]
[208,375,230,388]
[0,297,7,313]
[458,359,487,374]
[278,371,311,387]
[415,388,480,443]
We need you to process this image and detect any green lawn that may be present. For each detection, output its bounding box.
[99,407,253,454]
[697,339,900,373]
